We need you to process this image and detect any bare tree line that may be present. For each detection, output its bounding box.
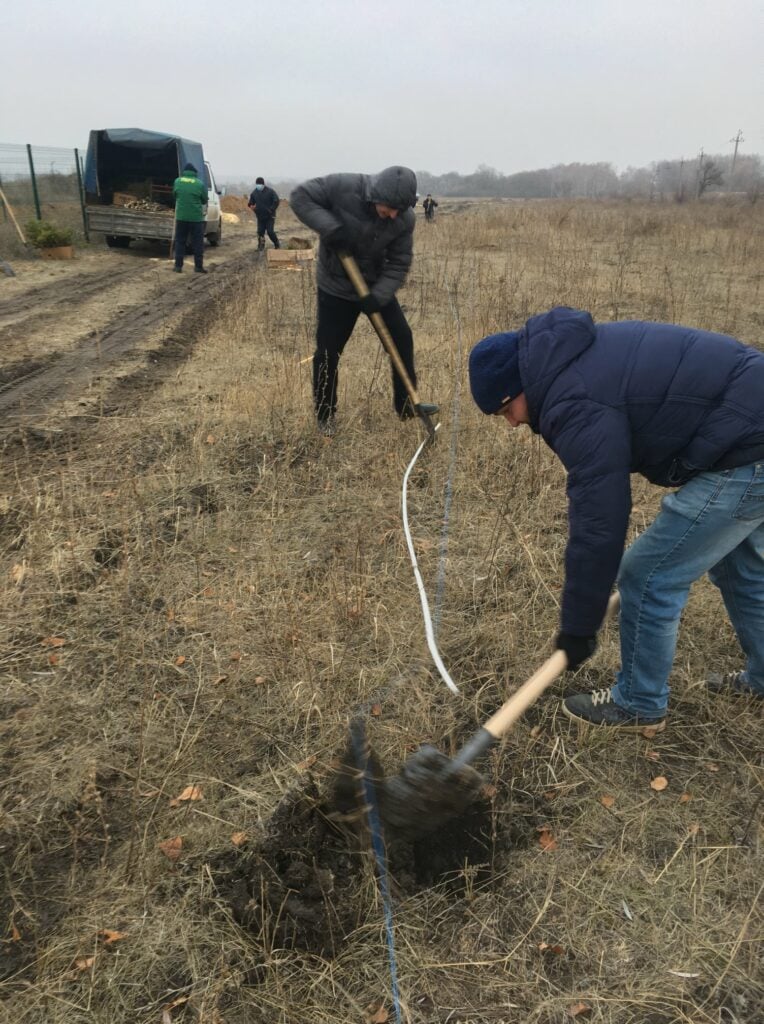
[414,151,761,202]
[220,150,763,205]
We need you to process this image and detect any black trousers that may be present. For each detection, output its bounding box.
[174,219,204,269]
[256,214,279,247]
[313,288,416,423]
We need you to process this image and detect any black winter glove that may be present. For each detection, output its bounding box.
[323,226,352,253]
[555,631,597,670]
[358,294,382,316]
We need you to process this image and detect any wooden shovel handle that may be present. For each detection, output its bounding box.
[338,252,422,407]
[0,187,27,245]
[484,591,621,741]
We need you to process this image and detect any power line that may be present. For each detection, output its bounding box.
[729,129,744,173]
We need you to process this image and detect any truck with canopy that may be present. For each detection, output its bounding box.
[83,128,222,249]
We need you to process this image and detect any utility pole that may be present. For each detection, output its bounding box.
[729,129,744,174]
[696,148,704,200]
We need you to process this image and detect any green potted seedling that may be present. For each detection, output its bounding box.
[25,220,75,260]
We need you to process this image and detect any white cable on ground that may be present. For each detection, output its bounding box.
[401,424,460,695]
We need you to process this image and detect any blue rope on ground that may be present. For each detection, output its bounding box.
[433,285,463,637]
[351,721,403,1024]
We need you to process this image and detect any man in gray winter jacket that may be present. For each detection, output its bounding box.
[290,166,419,433]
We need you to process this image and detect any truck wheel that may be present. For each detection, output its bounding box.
[207,223,221,247]
[106,235,130,249]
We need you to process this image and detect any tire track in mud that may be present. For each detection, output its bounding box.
[0,264,143,332]
[0,247,260,431]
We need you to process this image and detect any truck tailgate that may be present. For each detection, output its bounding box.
[86,206,175,240]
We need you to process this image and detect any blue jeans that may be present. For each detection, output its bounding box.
[612,462,764,716]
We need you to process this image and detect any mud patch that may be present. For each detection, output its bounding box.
[212,781,362,957]
[212,767,533,960]
[409,802,494,887]
[0,249,259,430]
[331,725,501,881]
[0,265,139,332]
[0,355,55,389]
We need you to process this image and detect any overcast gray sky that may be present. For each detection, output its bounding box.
[4,0,762,180]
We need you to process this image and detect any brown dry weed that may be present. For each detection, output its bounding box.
[1,199,762,1023]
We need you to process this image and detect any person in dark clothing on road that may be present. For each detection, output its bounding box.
[423,194,438,221]
[290,165,420,434]
[248,177,280,251]
[172,162,208,273]
[469,307,764,732]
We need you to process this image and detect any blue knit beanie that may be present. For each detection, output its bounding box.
[468,331,523,414]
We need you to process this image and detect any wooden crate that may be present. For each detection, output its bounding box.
[266,248,314,269]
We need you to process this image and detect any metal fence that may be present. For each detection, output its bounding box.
[0,143,88,248]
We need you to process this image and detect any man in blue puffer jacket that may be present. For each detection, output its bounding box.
[469,307,764,731]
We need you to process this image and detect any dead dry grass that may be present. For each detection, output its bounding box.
[0,200,88,259]
[1,199,762,1023]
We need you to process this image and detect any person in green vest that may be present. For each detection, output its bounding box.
[172,162,208,274]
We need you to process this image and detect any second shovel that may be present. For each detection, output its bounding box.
[338,252,439,440]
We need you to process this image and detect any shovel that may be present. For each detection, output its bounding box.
[338,252,439,440]
[341,593,621,841]
[0,187,28,247]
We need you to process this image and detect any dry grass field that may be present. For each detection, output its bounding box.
[1,199,762,1024]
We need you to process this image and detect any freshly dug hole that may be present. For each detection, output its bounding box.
[211,769,524,958]
[212,780,360,957]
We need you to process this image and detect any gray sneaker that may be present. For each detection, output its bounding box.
[563,687,666,733]
[706,671,763,698]
[317,417,336,438]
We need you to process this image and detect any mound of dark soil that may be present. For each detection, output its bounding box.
[211,766,531,960]
[212,781,362,956]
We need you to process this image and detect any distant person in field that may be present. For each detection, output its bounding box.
[248,177,280,251]
[469,307,764,732]
[172,162,208,274]
[290,166,421,435]
[422,194,438,221]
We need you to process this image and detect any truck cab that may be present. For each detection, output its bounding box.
[203,161,223,247]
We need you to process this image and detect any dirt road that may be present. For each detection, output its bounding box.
[0,225,268,436]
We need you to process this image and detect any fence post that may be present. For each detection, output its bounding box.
[74,148,89,241]
[26,144,42,220]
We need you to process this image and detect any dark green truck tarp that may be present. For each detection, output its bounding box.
[83,128,205,197]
